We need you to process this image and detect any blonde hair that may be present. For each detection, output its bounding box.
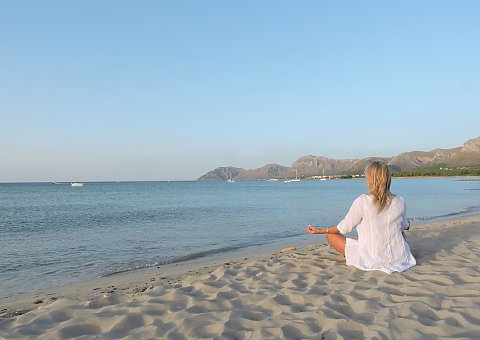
[365,161,393,213]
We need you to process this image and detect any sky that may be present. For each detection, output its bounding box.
[1,1,479,182]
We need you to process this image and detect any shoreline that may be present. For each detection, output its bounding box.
[2,206,477,301]
[1,212,476,317]
[2,214,480,338]
[0,236,316,320]
[1,175,479,185]
[0,234,317,300]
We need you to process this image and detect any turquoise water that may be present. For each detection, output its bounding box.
[1,178,479,297]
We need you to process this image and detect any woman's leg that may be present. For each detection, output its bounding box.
[326,233,346,256]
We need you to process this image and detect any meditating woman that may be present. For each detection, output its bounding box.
[304,161,416,273]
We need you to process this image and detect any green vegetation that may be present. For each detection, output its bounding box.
[304,167,480,180]
[393,167,480,177]
[337,175,358,179]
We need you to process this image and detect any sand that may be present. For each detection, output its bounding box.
[1,215,480,339]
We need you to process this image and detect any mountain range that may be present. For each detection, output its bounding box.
[198,136,480,181]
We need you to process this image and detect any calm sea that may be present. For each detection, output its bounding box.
[1,178,479,297]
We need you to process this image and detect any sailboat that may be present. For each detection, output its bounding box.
[285,169,300,183]
[227,169,236,183]
[320,168,327,181]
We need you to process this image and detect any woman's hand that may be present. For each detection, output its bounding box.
[303,225,327,234]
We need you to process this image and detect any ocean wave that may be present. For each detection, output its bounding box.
[410,206,480,222]
[102,231,307,277]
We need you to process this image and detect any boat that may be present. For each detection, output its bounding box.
[71,182,84,187]
[320,168,327,181]
[267,178,279,182]
[285,169,300,183]
[227,169,236,183]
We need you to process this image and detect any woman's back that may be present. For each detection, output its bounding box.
[337,194,416,273]
[304,161,416,273]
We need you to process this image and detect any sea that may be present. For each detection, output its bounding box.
[1,178,479,298]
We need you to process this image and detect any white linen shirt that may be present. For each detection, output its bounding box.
[337,194,416,274]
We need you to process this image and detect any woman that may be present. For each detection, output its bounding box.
[304,161,416,273]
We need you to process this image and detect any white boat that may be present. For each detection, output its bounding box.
[227,169,235,183]
[285,169,300,183]
[320,168,327,181]
[267,178,279,182]
[71,182,84,187]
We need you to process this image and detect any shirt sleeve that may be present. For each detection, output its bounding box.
[400,198,410,231]
[337,195,364,234]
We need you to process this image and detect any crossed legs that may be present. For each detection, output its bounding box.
[326,233,346,256]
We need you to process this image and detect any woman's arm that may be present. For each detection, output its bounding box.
[303,225,340,235]
[337,196,364,234]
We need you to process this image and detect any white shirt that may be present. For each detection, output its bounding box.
[337,194,416,274]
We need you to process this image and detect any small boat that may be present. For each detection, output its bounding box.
[227,169,235,183]
[285,169,300,183]
[71,182,84,187]
[320,168,327,180]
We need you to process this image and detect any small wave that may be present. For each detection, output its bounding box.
[102,244,258,277]
[410,206,480,222]
[102,231,308,278]
[159,245,249,265]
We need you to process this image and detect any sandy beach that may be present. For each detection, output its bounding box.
[1,215,480,339]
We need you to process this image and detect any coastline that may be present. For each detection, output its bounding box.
[0,241,304,321]
[2,214,480,338]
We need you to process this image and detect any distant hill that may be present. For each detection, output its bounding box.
[198,136,480,181]
[196,167,245,181]
[234,164,289,181]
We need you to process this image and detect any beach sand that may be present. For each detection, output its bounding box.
[1,215,480,339]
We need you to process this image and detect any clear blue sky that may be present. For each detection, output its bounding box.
[1,1,479,181]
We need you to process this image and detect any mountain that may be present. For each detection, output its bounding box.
[389,136,480,169]
[234,164,289,181]
[287,156,392,177]
[197,167,246,181]
[197,164,289,181]
[198,136,480,181]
